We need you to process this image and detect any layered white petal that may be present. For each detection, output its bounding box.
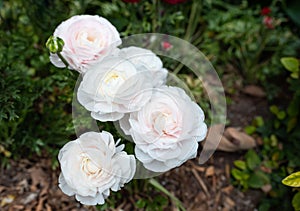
[120,86,207,172]
[58,131,136,205]
[50,15,121,73]
[77,55,154,122]
[118,47,168,87]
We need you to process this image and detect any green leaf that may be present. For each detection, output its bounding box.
[234,160,247,170]
[276,111,286,120]
[231,168,243,180]
[136,199,147,208]
[254,116,264,127]
[231,168,250,181]
[244,126,256,135]
[292,192,300,211]
[280,57,299,72]
[270,105,279,115]
[283,0,300,26]
[274,120,281,129]
[282,171,300,187]
[246,149,261,170]
[257,171,270,184]
[258,201,271,211]
[153,195,168,207]
[288,98,300,116]
[291,72,299,79]
[248,171,269,188]
[287,117,297,132]
[270,135,278,147]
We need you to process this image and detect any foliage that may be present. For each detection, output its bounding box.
[282,0,300,26]
[282,171,300,187]
[231,149,270,190]
[195,0,300,84]
[277,57,300,211]
[233,56,300,210]
[0,0,76,165]
[282,171,300,211]
[0,0,300,210]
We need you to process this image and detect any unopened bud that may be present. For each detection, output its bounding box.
[46,36,64,53]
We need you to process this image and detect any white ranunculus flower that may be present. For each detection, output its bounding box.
[118,47,168,87]
[50,15,121,73]
[77,55,158,122]
[58,131,136,205]
[119,86,207,172]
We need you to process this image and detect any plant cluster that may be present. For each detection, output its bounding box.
[231,57,300,210]
[1,0,300,210]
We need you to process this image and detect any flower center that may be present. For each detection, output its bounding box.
[154,113,168,134]
[76,30,104,48]
[98,70,126,97]
[81,156,101,175]
[104,72,120,83]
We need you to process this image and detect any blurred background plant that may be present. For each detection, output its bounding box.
[1,0,300,210]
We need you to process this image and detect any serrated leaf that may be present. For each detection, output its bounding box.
[282,171,300,187]
[292,192,300,211]
[281,57,299,72]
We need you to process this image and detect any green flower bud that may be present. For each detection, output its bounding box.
[46,36,64,53]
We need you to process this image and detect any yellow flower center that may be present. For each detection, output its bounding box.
[98,70,126,97]
[81,156,101,175]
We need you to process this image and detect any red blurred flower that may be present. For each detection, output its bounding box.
[261,7,271,16]
[163,0,187,4]
[263,16,274,29]
[122,0,140,3]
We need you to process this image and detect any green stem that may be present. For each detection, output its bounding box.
[57,52,69,68]
[173,63,184,75]
[148,178,186,211]
[247,29,268,82]
[184,0,202,41]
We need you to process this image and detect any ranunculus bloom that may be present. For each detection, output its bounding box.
[118,47,168,88]
[58,131,136,205]
[163,0,187,4]
[261,7,271,16]
[50,15,121,73]
[77,47,167,121]
[120,86,207,172]
[77,52,159,121]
